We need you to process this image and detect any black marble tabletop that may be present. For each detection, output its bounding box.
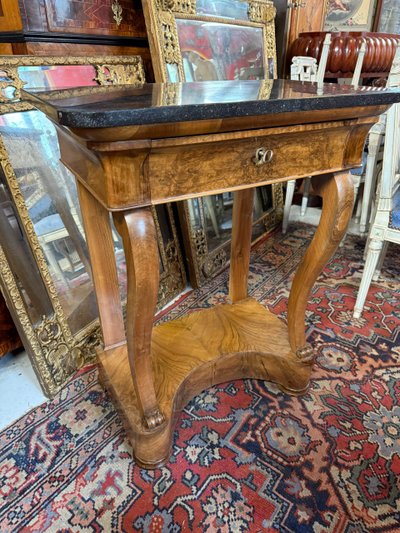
[22,79,400,129]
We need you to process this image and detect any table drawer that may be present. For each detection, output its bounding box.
[147,126,353,203]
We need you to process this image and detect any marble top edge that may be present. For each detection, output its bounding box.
[22,79,400,129]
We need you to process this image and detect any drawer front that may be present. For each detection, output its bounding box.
[148,126,351,203]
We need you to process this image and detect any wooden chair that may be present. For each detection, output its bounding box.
[353,46,400,319]
[283,36,367,233]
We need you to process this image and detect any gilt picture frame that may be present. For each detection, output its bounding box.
[143,0,277,83]
[0,55,186,396]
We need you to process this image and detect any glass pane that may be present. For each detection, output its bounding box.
[17,65,99,90]
[187,193,233,253]
[196,0,249,21]
[252,186,273,241]
[0,168,53,326]
[176,19,265,81]
[0,110,100,334]
[377,0,400,33]
[166,63,180,83]
[253,186,272,221]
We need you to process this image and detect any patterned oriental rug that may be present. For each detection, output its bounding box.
[1,224,399,533]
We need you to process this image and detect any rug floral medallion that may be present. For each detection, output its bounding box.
[1,225,399,532]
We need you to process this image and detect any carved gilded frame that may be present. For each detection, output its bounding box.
[0,55,186,396]
[142,0,283,285]
[143,0,278,83]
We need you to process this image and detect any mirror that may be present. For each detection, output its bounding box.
[0,56,185,396]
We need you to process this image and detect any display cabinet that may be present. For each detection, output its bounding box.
[0,0,152,76]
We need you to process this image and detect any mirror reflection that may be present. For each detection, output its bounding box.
[1,110,99,334]
[17,65,100,90]
[196,0,249,20]
[177,19,267,81]
[189,188,273,253]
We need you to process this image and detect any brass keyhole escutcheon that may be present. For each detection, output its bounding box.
[253,148,274,166]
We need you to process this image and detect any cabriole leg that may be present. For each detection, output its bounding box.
[76,182,125,349]
[113,208,164,430]
[288,171,354,359]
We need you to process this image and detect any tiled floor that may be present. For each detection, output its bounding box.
[0,350,46,431]
[0,206,365,432]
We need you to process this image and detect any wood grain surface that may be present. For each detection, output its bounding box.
[229,189,255,303]
[62,113,382,211]
[113,208,164,430]
[76,181,125,349]
[287,171,355,353]
[99,298,313,467]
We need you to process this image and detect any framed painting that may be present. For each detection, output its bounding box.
[373,0,400,34]
[0,56,186,396]
[142,0,283,286]
[324,0,377,31]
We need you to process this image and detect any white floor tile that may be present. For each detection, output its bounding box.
[288,205,362,235]
[0,350,46,431]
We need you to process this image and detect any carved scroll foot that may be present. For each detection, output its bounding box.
[144,409,166,430]
[296,343,314,362]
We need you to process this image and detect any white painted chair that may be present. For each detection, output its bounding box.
[353,46,400,319]
[283,36,367,233]
[357,43,400,235]
[290,56,317,82]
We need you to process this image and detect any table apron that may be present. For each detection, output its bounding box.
[147,125,359,204]
[59,120,373,210]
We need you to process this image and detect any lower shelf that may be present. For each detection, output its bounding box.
[98,297,312,467]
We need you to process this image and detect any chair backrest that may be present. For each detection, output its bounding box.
[377,44,400,203]
[351,41,366,87]
[316,33,332,87]
[290,56,318,82]
[290,34,331,84]
[380,103,400,201]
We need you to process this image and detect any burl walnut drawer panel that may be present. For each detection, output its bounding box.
[147,125,353,203]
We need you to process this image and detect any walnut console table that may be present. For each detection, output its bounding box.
[24,80,400,468]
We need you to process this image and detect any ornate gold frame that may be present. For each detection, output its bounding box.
[143,0,277,82]
[178,185,283,286]
[0,55,186,396]
[142,0,283,285]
